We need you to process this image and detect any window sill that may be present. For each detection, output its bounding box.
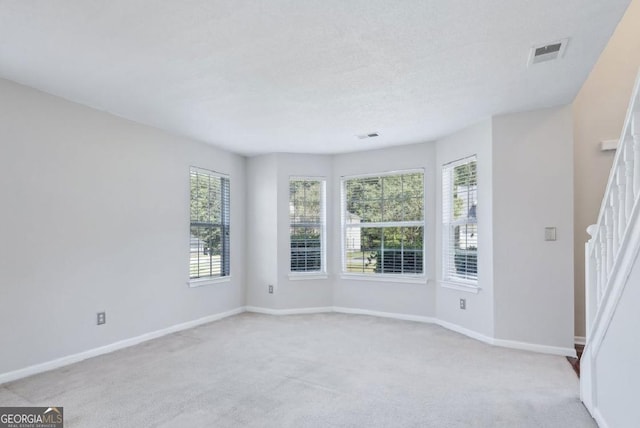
[288,273,329,281]
[188,276,231,288]
[340,273,427,284]
[440,280,480,294]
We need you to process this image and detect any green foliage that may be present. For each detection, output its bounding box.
[453,197,464,219]
[290,179,322,222]
[454,161,477,186]
[190,170,229,254]
[452,160,477,219]
[345,173,423,223]
[344,172,425,273]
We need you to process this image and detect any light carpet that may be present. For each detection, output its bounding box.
[0,313,595,427]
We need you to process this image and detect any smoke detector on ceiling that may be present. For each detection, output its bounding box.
[357,132,379,139]
[528,38,569,66]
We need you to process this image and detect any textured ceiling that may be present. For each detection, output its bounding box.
[0,1,631,155]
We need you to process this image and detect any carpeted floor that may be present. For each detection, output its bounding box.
[0,313,595,427]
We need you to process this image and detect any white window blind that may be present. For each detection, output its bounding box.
[289,178,326,273]
[342,170,424,276]
[189,167,230,279]
[442,156,478,283]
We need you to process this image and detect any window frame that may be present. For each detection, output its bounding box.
[340,169,426,282]
[188,166,231,287]
[288,176,327,279]
[441,155,478,289]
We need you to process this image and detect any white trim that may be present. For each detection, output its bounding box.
[593,408,611,428]
[288,273,329,281]
[0,307,245,386]
[333,306,436,324]
[189,165,230,179]
[340,169,426,278]
[492,337,577,358]
[248,306,577,357]
[435,319,494,345]
[442,155,478,284]
[289,175,327,181]
[344,220,424,229]
[340,167,425,180]
[1,305,578,385]
[574,335,586,346]
[339,273,428,284]
[333,307,575,356]
[439,280,480,294]
[245,306,333,315]
[442,155,478,169]
[187,276,231,287]
[289,176,327,275]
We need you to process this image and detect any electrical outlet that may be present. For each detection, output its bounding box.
[268,285,273,294]
[459,299,466,310]
[97,312,106,325]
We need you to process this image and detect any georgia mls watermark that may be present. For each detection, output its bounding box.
[0,407,63,428]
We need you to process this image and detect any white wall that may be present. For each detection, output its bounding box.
[492,106,574,349]
[435,120,494,338]
[331,143,437,317]
[572,0,640,339]
[0,78,246,375]
[246,154,334,310]
[245,154,278,308]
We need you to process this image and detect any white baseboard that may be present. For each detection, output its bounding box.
[1,304,577,385]
[593,408,611,428]
[245,306,333,315]
[333,306,436,324]
[0,306,245,386]
[492,338,577,358]
[575,335,586,346]
[435,319,494,346]
[333,307,576,357]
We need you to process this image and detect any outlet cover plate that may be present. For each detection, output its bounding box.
[545,227,557,241]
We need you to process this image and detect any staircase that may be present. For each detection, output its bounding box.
[581,70,640,428]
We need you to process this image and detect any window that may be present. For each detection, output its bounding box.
[342,170,424,276]
[189,167,230,281]
[289,178,326,274]
[442,156,477,283]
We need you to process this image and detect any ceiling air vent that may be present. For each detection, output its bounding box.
[528,39,568,66]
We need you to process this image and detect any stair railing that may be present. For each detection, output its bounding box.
[582,69,640,421]
[585,71,640,339]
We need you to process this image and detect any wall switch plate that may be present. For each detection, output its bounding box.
[545,227,557,241]
[268,285,274,294]
[97,312,106,325]
[459,298,466,310]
